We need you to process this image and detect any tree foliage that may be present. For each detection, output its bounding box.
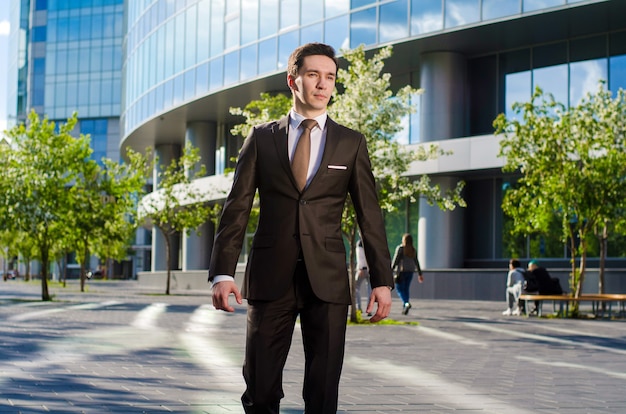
[229,45,466,322]
[0,112,92,300]
[494,82,626,301]
[139,145,217,295]
[0,111,150,300]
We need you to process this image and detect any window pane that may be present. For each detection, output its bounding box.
[445,0,480,28]
[569,58,607,107]
[258,37,278,74]
[210,0,225,56]
[198,0,210,61]
[523,0,564,13]
[278,31,298,71]
[301,23,323,45]
[482,0,519,20]
[609,54,626,92]
[505,71,531,121]
[301,1,323,25]
[209,57,224,89]
[280,0,298,31]
[241,0,259,44]
[325,15,349,52]
[259,0,278,38]
[326,0,349,18]
[533,64,568,106]
[350,7,376,48]
[411,0,442,35]
[240,44,258,80]
[379,0,408,44]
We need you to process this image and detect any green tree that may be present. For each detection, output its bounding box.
[66,148,150,292]
[494,83,626,303]
[139,145,216,295]
[229,45,466,322]
[0,111,91,300]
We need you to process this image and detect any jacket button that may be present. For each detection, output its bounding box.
[299,199,307,205]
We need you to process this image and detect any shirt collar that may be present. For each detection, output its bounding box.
[289,109,327,131]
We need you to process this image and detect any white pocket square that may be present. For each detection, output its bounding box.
[328,165,347,170]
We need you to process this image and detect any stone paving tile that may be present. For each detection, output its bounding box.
[1,280,626,413]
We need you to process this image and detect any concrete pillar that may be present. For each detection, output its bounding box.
[151,144,181,272]
[419,51,467,142]
[417,52,467,268]
[182,122,217,271]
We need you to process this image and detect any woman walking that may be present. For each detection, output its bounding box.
[391,233,423,315]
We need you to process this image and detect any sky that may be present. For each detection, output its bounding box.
[0,6,10,133]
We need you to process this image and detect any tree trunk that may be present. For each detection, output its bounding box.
[598,225,607,295]
[41,248,51,301]
[163,229,172,295]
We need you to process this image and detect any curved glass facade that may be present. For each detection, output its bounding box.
[122,0,591,138]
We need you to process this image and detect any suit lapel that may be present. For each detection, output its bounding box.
[272,116,298,188]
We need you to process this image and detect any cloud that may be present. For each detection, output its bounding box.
[0,20,10,36]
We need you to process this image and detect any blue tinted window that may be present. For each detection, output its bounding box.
[445,0,480,28]
[185,6,197,67]
[609,55,626,92]
[325,15,349,53]
[351,7,376,48]
[326,0,349,18]
[241,0,259,44]
[533,64,568,107]
[523,0,564,13]
[196,62,209,95]
[209,57,224,90]
[197,0,211,61]
[259,0,278,38]
[224,51,240,85]
[36,0,48,10]
[184,69,196,101]
[280,0,298,31]
[301,1,323,25]
[33,26,47,42]
[411,0,442,35]
[225,14,240,49]
[278,31,299,71]
[505,71,531,121]
[379,0,408,44]
[240,44,258,80]
[210,0,225,56]
[258,38,278,74]
[352,0,375,7]
[482,0,519,20]
[569,59,607,106]
[301,23,323,45]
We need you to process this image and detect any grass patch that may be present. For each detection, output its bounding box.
[347,309,419,326]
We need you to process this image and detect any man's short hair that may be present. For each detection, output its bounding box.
[287,42,338,78]
[509,259,521,268]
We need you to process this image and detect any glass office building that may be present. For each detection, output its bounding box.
[7,0,148,278]
[123,0,626,276]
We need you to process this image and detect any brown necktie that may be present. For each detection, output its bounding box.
[291,119,317,191]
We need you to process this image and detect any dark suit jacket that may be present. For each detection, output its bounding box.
[209,115,393,304]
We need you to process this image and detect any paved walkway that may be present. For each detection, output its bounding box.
[1,280,626,413]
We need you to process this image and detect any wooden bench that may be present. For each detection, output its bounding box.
[519,293,626,318]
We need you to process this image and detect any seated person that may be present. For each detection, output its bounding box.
[528,260,563,295]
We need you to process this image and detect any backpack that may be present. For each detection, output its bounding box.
[522,270,539,293]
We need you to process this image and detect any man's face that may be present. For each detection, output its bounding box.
[288,54,336,118]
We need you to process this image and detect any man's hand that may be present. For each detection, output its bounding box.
[211,280,243,312]
[366,286,392,323]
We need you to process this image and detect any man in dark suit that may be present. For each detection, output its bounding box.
[209,42,394,414]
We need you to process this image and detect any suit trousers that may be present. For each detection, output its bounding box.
[241,260,348,414]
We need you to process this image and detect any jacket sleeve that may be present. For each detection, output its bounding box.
[208,126,258,281]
